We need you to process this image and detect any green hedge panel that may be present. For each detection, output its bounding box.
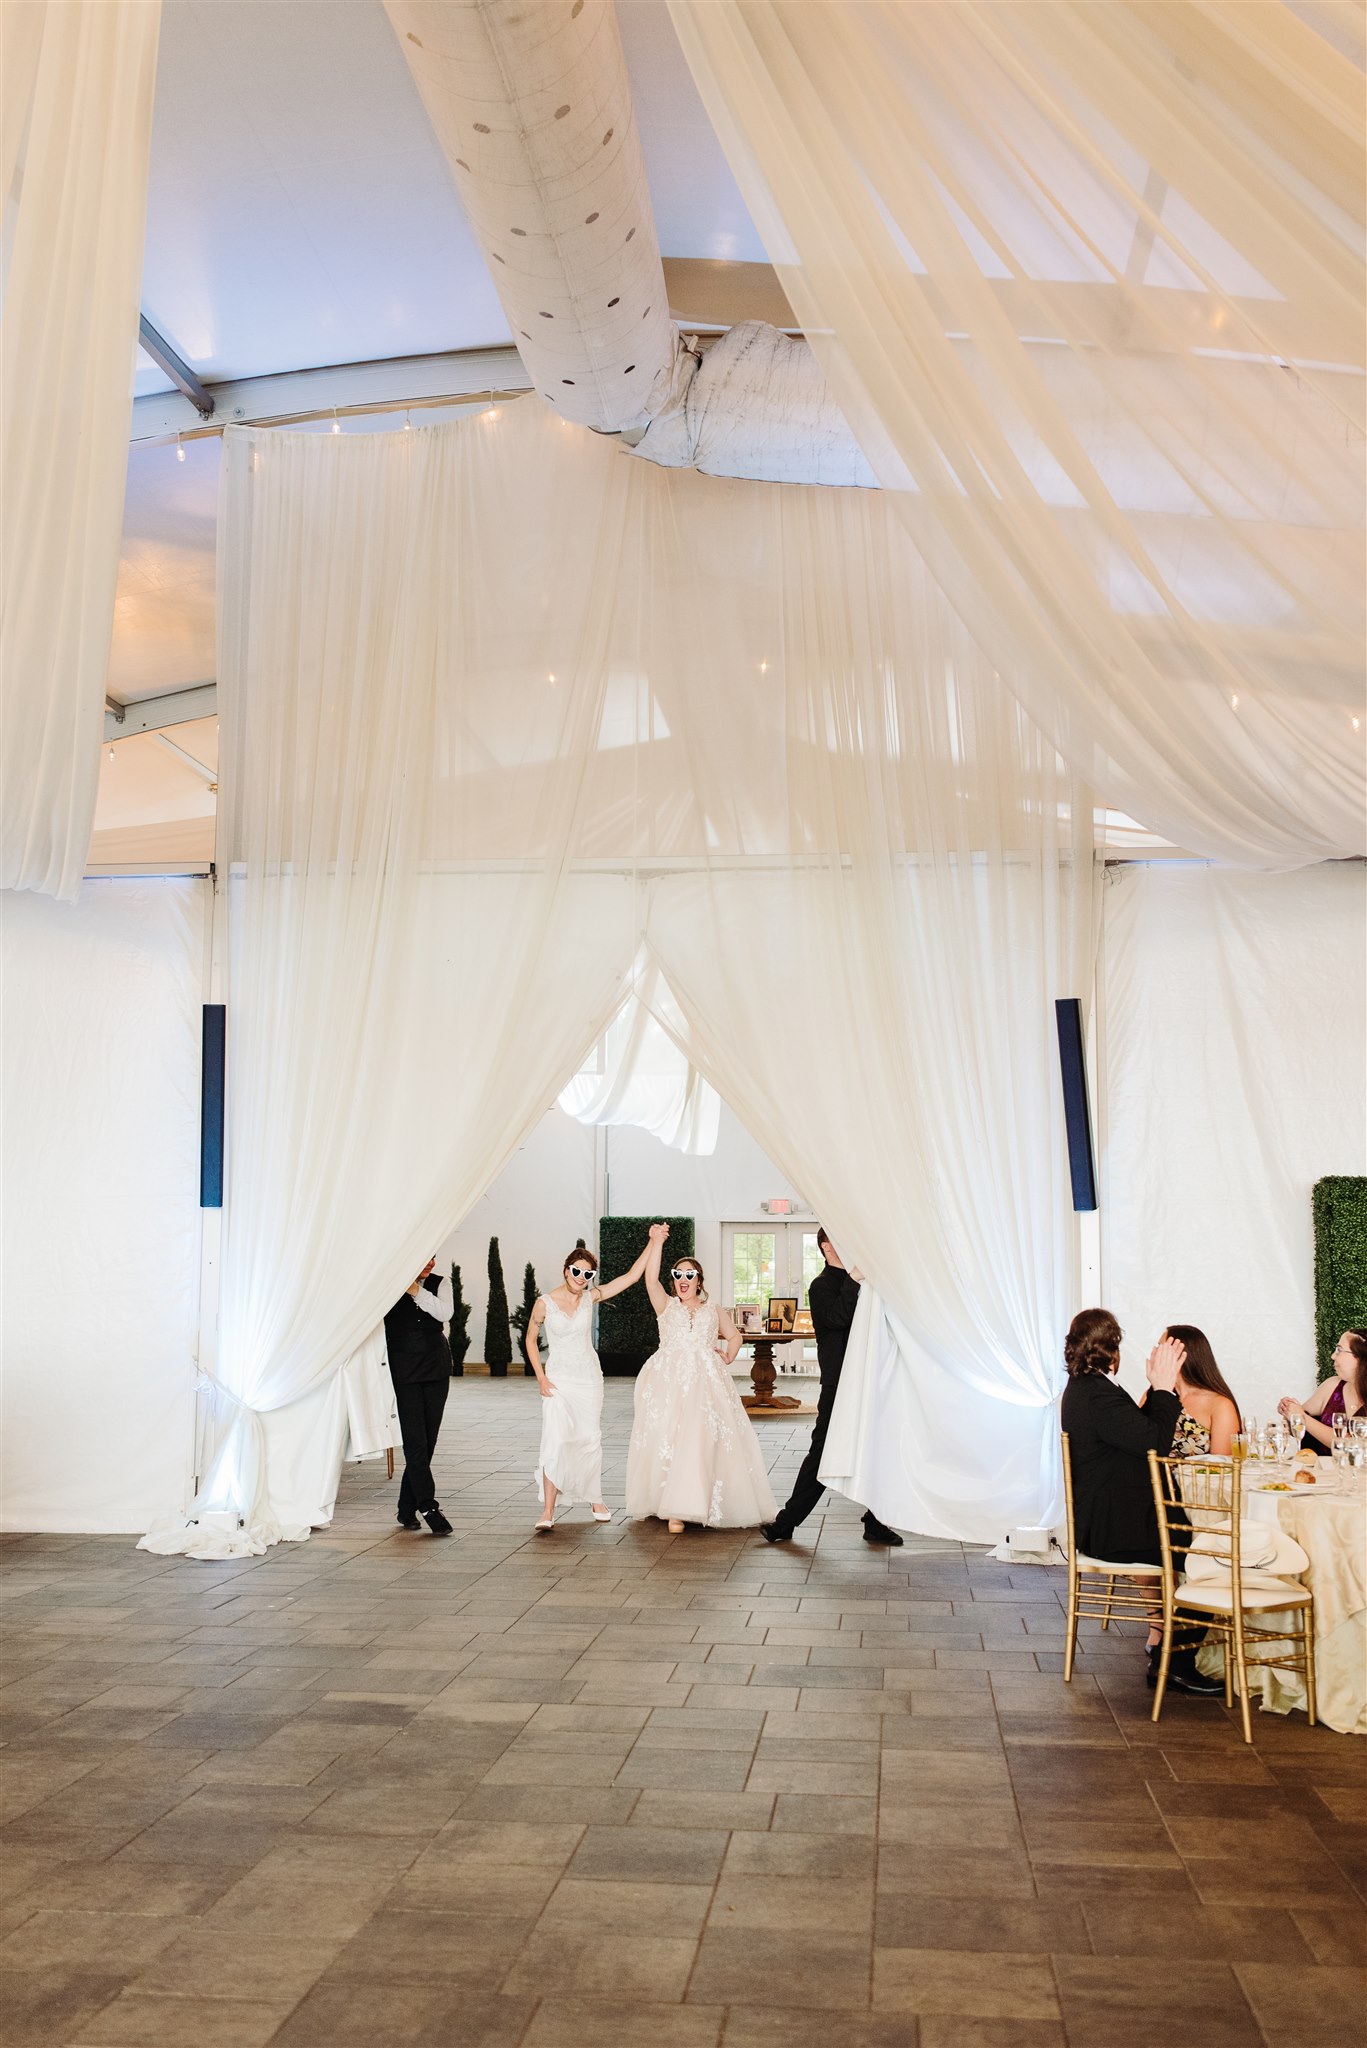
[597,1214,694,1375]
[1312,1176,1367,1380]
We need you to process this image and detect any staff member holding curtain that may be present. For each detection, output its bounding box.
[385,1261,454,1535]
[761,1229,902,1547]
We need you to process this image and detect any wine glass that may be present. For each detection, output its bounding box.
[1283,1410,1304,1464]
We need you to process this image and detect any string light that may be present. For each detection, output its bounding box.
[759,659,769,674]
[175,434,186,463]
[331,409,341,434]
[548,672,557,685]
[1231,694,1239,709]
[107,744,115,762]
[403,410,412,432]
[1353,716,1361,732]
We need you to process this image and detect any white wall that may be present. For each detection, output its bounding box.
[436,1101,807,1357]
[1,879,205,1531]
[1099,862,1366,1428]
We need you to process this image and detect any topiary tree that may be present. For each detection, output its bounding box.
[484,1236,512,1377]
[1313,1176,1367,1380]
[448,1263,472,1376]
[510,1262,543,1375]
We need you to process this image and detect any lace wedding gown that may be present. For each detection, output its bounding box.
[534,1292,604,1505]
[626,1298,777,1527]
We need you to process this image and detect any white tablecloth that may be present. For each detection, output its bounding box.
[1198,1479,1367,1736]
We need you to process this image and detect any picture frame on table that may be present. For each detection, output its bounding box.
[766,1297,798,1334]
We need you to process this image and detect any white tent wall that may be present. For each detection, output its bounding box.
[436,1099,805,1354]
[1099,861,1367,1429]
[0,878,205,1532]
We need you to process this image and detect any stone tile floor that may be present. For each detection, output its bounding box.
[2,1380,1363,2048]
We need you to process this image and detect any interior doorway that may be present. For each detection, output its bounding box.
[723,1220,824,1377]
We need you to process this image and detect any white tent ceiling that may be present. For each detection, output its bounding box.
[99,0,782,862]
[96,0,1328,865]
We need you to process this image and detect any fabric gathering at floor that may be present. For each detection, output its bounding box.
[2,1380,1363,2048]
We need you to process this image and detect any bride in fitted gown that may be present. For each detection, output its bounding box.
[626,1225,777,1531]
[525,1240,650,1529]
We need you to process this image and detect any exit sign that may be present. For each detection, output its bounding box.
[763,1198,792,1215]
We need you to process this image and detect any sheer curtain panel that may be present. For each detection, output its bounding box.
[145,400,1096,1553]
[667,0,1366,866]
[1,0,161,899]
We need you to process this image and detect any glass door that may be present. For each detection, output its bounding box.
[724,1222,824,1377]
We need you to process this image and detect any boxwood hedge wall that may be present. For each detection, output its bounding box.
[597,1215,694,1376]
[1313,1176,1367,1380]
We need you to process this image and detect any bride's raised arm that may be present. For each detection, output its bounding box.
[643,1221,671,1315]
[594,1241,651,1304]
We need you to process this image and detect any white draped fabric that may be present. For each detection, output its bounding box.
[145,399,1093,1554]
[1,0,161,899]
[559,962,721,1156]
[667,0,1366,866]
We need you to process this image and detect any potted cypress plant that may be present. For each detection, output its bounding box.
[510,1262,543,1375]
[448,1263,472,1376]
[484,1237,513,1378]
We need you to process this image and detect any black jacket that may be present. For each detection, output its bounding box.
[807,1265,862,1385]
[384,1277,451,1386]
[1061,1372,1180,1566]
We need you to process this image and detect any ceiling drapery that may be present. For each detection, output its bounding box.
[668,0,1366,865]
[1,0,161,899]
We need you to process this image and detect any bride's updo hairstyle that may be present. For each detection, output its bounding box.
[668,1255,708,1303]
[563,1245,598,1280]
[1064,1308,1122,1378]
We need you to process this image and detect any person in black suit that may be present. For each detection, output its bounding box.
[385,1260,454,1536]
[761,1229,902,1547]
[1061,1308,1221,1695]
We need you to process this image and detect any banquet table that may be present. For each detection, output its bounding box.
[1198,1477,1367,1736]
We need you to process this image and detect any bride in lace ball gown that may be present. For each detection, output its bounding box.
[625,1224,777,1533]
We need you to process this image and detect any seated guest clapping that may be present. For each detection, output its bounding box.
[1278,1328,1367,1453]
[1141,1324,1242,1458]
[1061,1309,1222,1696]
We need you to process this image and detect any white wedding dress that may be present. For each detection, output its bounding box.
[626,1298,777,1528]
[534,1292,604,1506]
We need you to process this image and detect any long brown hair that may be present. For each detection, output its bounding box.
[1063,1309,1121,1378]
[562,1245,598,1281]
[1166,1324,1242,1428]
[1342,1329,1367,1409]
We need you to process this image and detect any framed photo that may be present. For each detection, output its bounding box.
[766,1297,798,1334]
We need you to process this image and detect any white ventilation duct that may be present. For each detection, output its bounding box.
[633,322,876,487]
[386,0,688,433]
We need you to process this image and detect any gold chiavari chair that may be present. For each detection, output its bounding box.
[1148,1450,1317,1744]
[1060,1432,1163,1682]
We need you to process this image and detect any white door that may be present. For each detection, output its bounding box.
[723,1222,825,1375]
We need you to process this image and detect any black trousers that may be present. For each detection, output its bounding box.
[393,1376,449,1520]
[774,1368,878,1533]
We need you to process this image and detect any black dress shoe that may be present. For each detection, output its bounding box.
[422,1508,453,1536]
[862,1516,903,1546]
[1149,1648,1223,1697]
[397,1515,421,1532]
[760,1522,792,1544]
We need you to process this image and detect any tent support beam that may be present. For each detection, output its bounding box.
[105,682,217,741]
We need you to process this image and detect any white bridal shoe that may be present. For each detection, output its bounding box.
[534,1515,554,1532]
[590,1505,612,1522]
